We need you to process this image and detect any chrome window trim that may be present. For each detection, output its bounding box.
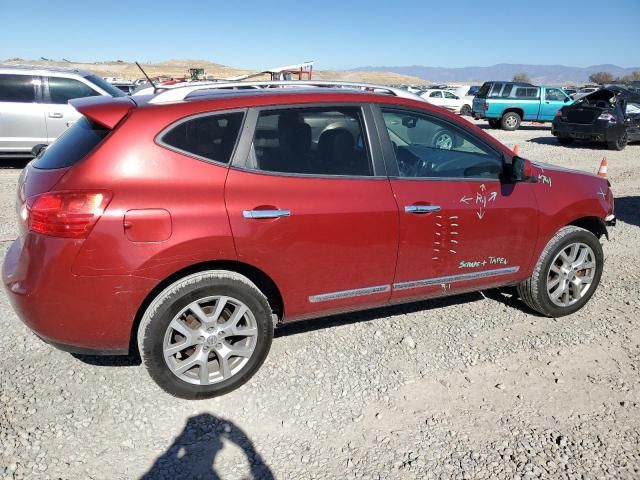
[309,285,391,303]
[393,266,520,291]
[154,108,248,167]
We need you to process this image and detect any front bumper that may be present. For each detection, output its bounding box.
[3,235,152,355]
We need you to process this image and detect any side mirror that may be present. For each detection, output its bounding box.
[502,155,537,183]
[31,144,48,157]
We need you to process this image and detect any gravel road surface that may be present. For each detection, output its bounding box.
[1,121,639,479]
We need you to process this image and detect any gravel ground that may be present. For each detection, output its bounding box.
[1,121,639,479]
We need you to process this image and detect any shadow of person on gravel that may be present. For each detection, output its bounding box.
[614,196,640,228]
[141,414,274,480]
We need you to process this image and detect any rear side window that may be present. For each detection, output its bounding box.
[0,74,37,103]
[47,77,100,104]
[247,107,372,176]
[161,112,244,164]
[489,83,505,97]
[514,87,540,98]
[32,117,109,169]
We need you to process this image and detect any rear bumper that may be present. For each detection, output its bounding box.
[2,235,153,355]
[551,121,620,142]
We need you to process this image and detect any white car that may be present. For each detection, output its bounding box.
[419,89,464,113]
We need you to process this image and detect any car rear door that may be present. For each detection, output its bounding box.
[540,87,570,121]
[0,73,47,155]
[43,75,101,142]
[225,103,398,321]
[373,105,538,301]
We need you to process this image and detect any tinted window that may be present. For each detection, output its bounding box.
[48,77,99,104]
[32,117,109,169]
[500,85,514,97]
[476,83,491,98]
[84,74,126,97]
[429,91,442,98]
[248,107,372,176]
[382,109,502,179]
[161,112,244,164]
[0,74,37,103]
[443,91,456,99]
[489,83,505,97]
[514,87,540,98]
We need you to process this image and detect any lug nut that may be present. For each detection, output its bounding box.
[216,343,223,349]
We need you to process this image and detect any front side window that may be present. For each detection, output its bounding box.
[545,88,566,101]
[161,112,245,164]
[47,77,100,104]
[382,109,502,179]
[443,91,457,99]
[248,107,372,176]
[0,74,37,103]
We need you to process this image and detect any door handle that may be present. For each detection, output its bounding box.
[405,205,441,214]
[243,209,291,219]
[48,112,63,118]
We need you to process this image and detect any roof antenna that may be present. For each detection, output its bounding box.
[135,61,157,93]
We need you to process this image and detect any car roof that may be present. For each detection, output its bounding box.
[0,64,94,76]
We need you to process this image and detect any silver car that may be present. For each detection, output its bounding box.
[0,65,125,157]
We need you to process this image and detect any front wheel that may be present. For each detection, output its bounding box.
[138,271,274,399]
[460,104,472,116]
[517,226,603,317]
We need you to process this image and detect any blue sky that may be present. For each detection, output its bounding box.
[1,0,639,70]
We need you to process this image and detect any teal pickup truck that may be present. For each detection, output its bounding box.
[472,81,573,131]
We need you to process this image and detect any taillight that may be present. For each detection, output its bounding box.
[484,103,489,110]
[26,191,112,238]
[598,112,617,122]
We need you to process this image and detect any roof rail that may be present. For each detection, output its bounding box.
[147,80,423,104]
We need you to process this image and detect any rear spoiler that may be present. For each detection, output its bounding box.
[69,96,136,129]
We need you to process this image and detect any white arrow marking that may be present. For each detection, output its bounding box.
[489,191,497,202]
[477,208,485,220]
[460,195,472,204]
[480,184,486,192]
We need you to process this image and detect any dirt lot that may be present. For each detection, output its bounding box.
[0,120,639,479]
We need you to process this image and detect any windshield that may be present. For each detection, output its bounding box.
[84,74,126,97]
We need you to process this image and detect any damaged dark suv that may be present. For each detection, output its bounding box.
[552,86,640,150]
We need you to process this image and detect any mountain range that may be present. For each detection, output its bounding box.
[352,63,640,84]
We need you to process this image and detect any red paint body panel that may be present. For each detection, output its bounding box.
[225,169,398,320]
[2,90,615,354]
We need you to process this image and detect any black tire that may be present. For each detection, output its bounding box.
[608,131,628,151]
[557,136,574,145]
[138,270,274,399]
[488,119,501,129]
[517,226,603,318]
[460,104,472,116]
[501,111,521,131]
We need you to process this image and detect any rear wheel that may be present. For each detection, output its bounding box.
[138,271,274,399]
[501,112,521,131]
[517,226,603,317]
[608,131,628,151]
[557,136,574,145]
[460,104,472,116]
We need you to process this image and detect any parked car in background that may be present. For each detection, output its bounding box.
[562,87,578,98]
[109,81,137,95]
[552,86,640,150]
[0,65,125,158]
[419,88,464,113]
[5,83,614,399]
[472,81,572,130]
[573,86,600,99]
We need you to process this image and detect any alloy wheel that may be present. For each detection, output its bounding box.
[163,296,258,385]
[434,132,453,150]
[546,242,596,307]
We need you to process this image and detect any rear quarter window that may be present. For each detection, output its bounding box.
[32,117,109,169]
[160,111,245,164]
[0,74,37,103]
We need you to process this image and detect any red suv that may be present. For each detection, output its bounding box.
[3,86,615,399]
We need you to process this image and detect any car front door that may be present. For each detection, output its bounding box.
[43,76,100,142]
[540,87,570,121]
[375,106,538,301]
[225,104,398,321]
[0,73,47,155]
